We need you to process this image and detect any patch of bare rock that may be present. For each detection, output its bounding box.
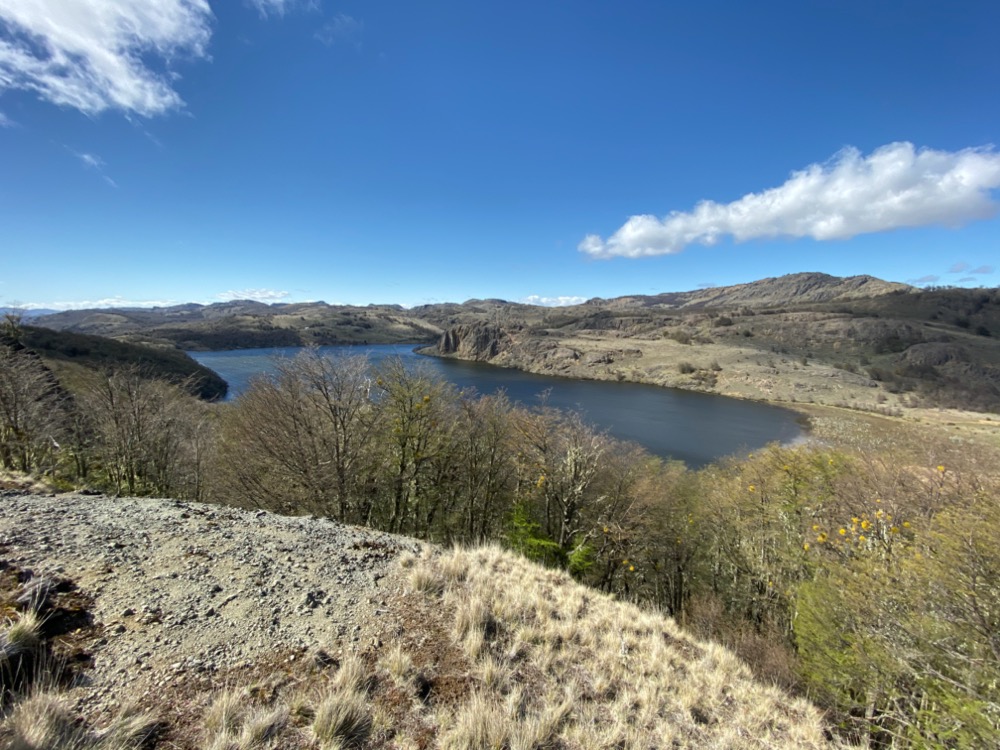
[0,490,420,725]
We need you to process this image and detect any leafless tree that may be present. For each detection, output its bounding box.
[80,366,198,496]
[0,345,66,475]
[215,350,380,520]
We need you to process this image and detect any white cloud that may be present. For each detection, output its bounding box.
[67,147,118,186]
[74,151,104,169]
[21,290,297,310]
[0,109,13,126]
[948,261,970,273]
[521,295,588,307]
[23,296,180,311]
[580,142,1000,259]
[249,0,320,18]
[315,13,363,47]
[0,0,213,117]
[971,265,994,275]
[216,288,290,303]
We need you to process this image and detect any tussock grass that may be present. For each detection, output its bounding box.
[7,693,87,750]
[1,610,41,663]
[406,544,832,749]
[378,643,415,688]
[1,577,157,750]
[306,655,375,749]
[408,564,444,596]
[312,688,372,749]
[438,690,511,750]
[6,692,156,750]
[329,655,372,695]
[201,689,288,750]
[0,505,835,748]
[203,689,244,737]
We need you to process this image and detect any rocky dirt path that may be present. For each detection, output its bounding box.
[0,490,422,727]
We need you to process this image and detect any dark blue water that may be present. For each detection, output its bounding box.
[189,345,803,467]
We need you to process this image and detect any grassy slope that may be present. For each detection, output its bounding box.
[0,499,833,749]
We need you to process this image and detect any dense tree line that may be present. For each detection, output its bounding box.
[1,338,997,748]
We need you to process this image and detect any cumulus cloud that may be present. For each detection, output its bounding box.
[315,13,363,47]
[0,0,213,117]
[971,265,994,274]
[216,288,290,303]
[521,295,588,307]
[580,142,1000,259]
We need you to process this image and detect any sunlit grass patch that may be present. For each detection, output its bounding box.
[404,544,831,749]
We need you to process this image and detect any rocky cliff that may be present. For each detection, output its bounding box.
[436,322,511,360]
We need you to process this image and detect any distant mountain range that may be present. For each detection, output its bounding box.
[32,299,440,351]
[1,307,59,318]
[24,272,947,351]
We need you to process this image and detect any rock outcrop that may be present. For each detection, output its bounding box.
[436,322,510,361]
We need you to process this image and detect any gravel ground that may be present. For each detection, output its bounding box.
[0,490,422,723]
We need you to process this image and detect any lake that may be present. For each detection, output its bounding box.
[189,344,803,468]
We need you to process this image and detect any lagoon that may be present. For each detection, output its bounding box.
[189,344,803,468]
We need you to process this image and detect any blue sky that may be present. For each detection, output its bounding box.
[1,0,999,310]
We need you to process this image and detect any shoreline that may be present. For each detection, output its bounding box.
[417,345,1000,457]
[190,340,998,460]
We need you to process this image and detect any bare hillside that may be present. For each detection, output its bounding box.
[0,491,832,749]
[591,272,913,310]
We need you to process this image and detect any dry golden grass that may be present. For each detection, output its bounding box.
[405,544,833,749]
[378,643,416,689]
[1,609,156,750]
[1,610,41,664]
[1,510,837,748]
[312,688,372,749]
[200,689,288,750]
[5,692,157,750]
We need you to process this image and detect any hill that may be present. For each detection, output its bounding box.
[424,275,1000,414]
[589,272,913,310]
[16,325,227,400]
[27,273,1000,412]
[34,300,443,351]
[0,490,831,749]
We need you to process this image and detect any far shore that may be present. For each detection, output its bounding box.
[417,342,1000,456]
